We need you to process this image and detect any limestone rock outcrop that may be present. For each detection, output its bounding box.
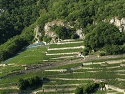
[44,20,71,38]
[34,25,41,43]
[110,17,125,32]
[76,29,85,39]
[44,20,84,43]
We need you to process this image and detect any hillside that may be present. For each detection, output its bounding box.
[1,40,125,93]
[1,0,125,61]
[1,0,125,93]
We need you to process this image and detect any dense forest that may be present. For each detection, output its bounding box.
[0,0,40,44]
[1,0,125,61]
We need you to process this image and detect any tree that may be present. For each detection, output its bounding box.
[82,47,89,56]
[84,22,125,54]
[75,83,100,94]
[18,78,26,90]
[51,25,77,40]
[75,87,84,94]
[18,76,42,90]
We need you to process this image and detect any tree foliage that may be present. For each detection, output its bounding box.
[75,82,104,94]
[0,35,28,61]
[0,0,39,44]
[1,0,125,61]
[84,23,125,55]
[18,76,42,90]
[51,25,78,39]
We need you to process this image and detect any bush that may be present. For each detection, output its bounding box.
[99,51,106,56]
[18,76,42,90]
[43,36,51,43]
[75,83,100,94]
[103,44,122,55]
[75,87,84,94]
[71,34,79,39]
[50,25,77,39]
[82,47,89,56]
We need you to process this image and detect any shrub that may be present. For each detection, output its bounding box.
[50,25,77,39]
[18,76,42,90]
[43,36,51,43]
[82,47,89,56]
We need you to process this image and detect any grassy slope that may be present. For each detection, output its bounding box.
[1,40,125,94]
[2,46,47,65]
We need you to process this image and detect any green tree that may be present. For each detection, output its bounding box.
[18,79,26,90]
[84,22,125,54]
[18,76,42,90]
[75,87,84,94]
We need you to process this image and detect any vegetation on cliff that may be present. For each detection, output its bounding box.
[84,23,125,55]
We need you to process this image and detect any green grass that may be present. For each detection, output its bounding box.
[1,40,125,94]
[0,89,19,94]
[0,59,123,93]
[43,40,84,64]
[2,46,47,65]
[0,70,44,88]
[0,46,47,87]
[0,65,24,78]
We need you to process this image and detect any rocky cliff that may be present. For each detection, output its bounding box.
[34,17,125,43]
[44,20,72,38]
[44,20,84,43]
[110,17,125,32]
[34,25,41,43]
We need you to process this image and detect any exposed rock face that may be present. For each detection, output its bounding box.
[33,20,85,44]
[0,9,4,14]
[34,25,41,43]
[44,20,84,43]
[44,20,70,38]
[110,17,125,32]
[34,18,125,43]
[76,29,85,39]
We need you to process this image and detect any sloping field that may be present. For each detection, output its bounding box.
[1,40,125,94]
[1,46,47,65]
[43,40,84,62]
[34,61,125,94]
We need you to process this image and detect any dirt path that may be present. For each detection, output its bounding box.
[53,41,83,45]
[51,56,75,59]
[0,86,18,90]
[106,85,125,94]
[50,78,104,81]
[48,46,84,50]
[43,84,80,87]
[33,88,75,94]
[46,52,78,55]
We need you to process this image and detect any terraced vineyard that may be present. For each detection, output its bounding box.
[37,62,125,94]
[43,39,84,63]
[1,39,125,94]
[1,45,47,65]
